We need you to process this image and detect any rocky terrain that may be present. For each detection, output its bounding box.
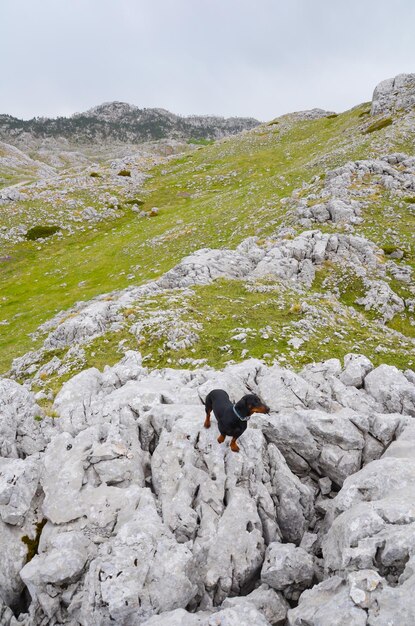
[0,74,415,624]
[1,352,415,625]
[0,103,259,176]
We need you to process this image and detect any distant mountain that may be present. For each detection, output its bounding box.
[0,102,260,146]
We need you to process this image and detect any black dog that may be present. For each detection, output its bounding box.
[203,389,270,452]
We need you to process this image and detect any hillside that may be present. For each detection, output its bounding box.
[0,74,415,625]
[0,103,260,188]
[0,103,259,153]
[1,75,414,384]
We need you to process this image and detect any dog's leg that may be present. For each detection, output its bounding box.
[230,437,240,453]
[217,434,226,444]
[204,410,211,429]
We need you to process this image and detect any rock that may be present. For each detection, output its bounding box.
[1,353,415,623]
[339,353,373,388]
[41,428,145,524]
[371,73,415,116]
[356,280,405,322]
[364,364,415,415]
[146,605,273,626]
[0,457,40,525]
[0,378,52,458]
[287,576,367,625]
[43,300,124,349]
[20,532,90,619]
[318,476,332,496]
[0,518,35,609]
[266,444,315,543]
[347,569,383,609]
[261,543,315,600]
[207,606,272,625]
[142,609,207,625]
[80,488,198,625]
[260,408,365,486]
[222,584,289,624]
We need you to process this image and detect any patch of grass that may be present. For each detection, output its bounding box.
[382,244,402,257]
[21,519,47,563]
[124,198,145,206]
[187,138,215,145]
[26,225,61,240]
[363,117,393,134]
[118,169,131,177]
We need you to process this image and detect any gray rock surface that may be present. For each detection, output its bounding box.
[1,354,414,624]
[261,542,315,600]
[371,73,415,116]
[291,419,415,625]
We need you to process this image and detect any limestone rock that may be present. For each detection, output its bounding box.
[261,543,315,600]
[371,73,415,116]
[364,364,415,415]
[0,457,40,525]
[287,576,367,625]
[356,280,405,322]
[222,584,288,625]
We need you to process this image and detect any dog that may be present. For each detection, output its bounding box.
[203,389,270,452]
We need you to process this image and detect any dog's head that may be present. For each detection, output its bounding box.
[241,394,270,416]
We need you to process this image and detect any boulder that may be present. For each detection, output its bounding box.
[261,543,315,600]
[371,73,415,115]
[364,364,415,415]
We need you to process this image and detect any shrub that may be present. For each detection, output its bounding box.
[89,171,101,178]
[382,244,405,258]
[26,225,61,240]
[118,169,131,177]
[382,244,398,255]
[326,114,338,119]
[404,196,415,204]
[187,138,214,145]
[363,117,393,134]
[125,198,145,206]
[21,519,47,562]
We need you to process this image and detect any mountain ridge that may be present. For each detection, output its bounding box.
[0,102,260,147]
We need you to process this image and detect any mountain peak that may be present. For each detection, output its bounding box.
[74,101,142,121]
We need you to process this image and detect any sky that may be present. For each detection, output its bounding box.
[1,0,415,122]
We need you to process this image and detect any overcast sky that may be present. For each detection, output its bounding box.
[1,0,414,121]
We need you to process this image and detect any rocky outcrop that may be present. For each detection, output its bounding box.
[295,153,415,226]
[371,73,415,116]
[1,352,414,624]
[289,420,415,625]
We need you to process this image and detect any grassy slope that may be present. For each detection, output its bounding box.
[1,103,414,377]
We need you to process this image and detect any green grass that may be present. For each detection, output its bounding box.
[26,225,61,240]
[363,117,393,134]
[65,279,415,374]
[187,138,215,146]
